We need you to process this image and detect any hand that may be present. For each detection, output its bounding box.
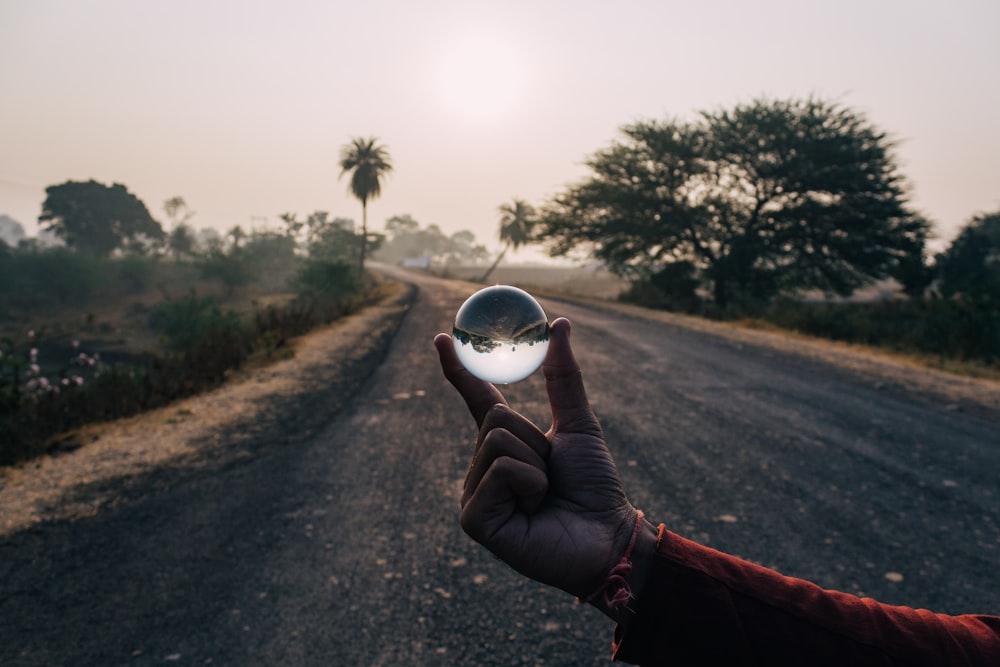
[435,317,639,600]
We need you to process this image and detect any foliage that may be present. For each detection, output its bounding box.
[375,214,488,267]
[199,249,253,294]
[167,224,197,261]
[115,254,158,293]
[0,247,108,311]
[535,97,928,307]
[480,199,537,282]
[149,291,244,353]
[760,296,999,365]
[935,209,1000,303]
[620,261,702,313]
[293,260,362,320]
[38,180,165,257]
[339,136,393,277]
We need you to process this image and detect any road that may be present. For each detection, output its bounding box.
[2,268,998,666]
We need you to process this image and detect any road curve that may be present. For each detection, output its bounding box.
[1,267,997,666]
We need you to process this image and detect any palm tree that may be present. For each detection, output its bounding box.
[339,137,393,278]
[480,199,536,282]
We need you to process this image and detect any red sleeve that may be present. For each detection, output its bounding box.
[612,526,1000,666]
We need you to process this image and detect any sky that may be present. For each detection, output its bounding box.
[1,0,998,261]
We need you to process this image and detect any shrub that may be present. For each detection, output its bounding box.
[0,248,108,313]
[293,260,362,320]
[149,291,244,353]
[620,262,702,313]
[115,255,158,293]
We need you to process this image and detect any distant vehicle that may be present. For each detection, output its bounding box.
[400,256,431,270]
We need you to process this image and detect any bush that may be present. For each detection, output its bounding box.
[0,248,108,312]
[293,260,362,321]
[199,250,253,294]
[115,255,158,293]
[620,262,702,313]
[1,268,376,466]
[149,291,245,353]
[761,297,999,364]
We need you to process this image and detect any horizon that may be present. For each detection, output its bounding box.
[2,0,998,260]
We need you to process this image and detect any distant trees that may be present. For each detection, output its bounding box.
[480,199,536,282]
[164,197,197,262]
[534,97,929,309]
[935,209,1000,304]
[339,137,393,278]
[374,214,489,267]
[38,180,165,257]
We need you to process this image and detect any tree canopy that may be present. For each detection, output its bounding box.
[935,209,1000,303]
[339,137,392,277]
[534,98,929,307]
[38,180,165,257]
[374,214,488,267]
[480,199,536,282]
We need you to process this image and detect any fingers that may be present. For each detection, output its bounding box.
[463,418,548,507]
[434,332,507,428]
[477,404,551,460]
[542,318,601,436]
[460,456,548,545]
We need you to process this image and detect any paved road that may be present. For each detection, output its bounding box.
[2,269,998,666]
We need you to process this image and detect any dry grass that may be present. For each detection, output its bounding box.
[440,264,630,300]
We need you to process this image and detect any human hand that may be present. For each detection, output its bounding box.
[435,317,639,600]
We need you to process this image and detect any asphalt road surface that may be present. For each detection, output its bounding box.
[2,269,998,666]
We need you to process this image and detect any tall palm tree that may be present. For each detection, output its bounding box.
[339,137,393,278]
[480,199,536,282]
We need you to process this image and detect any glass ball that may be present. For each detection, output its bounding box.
[452,285,550,384]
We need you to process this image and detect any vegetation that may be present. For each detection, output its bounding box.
[374,214,489,268]
[339,137,393,279]
[480,199,537,282]
[1,192,379,465]
[39,180,166,256]
[618,207,1000,368]
[534,97,928,310]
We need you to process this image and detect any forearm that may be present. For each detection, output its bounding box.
[612,527,1000,666]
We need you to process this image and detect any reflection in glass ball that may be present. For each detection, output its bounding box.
[453,285,550,384]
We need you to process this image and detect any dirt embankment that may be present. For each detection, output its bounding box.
[0,281,417,536]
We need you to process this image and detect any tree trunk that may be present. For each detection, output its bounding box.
[479,242,509,283]
[358,201,368,281]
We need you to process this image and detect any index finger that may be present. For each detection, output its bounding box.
[435,332,508,428]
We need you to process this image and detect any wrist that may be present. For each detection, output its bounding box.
[585,511,659,622]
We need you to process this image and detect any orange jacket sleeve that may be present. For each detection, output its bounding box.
[612,527,1000,666]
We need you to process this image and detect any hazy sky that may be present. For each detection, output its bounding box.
[2,0,998,259]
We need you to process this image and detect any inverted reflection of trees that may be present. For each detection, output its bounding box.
[453,322,549,354]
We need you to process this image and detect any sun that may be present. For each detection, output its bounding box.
[438,34,522,123]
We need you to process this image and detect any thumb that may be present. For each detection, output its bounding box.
[542,318,601,436]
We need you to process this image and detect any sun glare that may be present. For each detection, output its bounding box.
[438,35,521,123]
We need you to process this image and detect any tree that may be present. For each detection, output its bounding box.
[163,197,197,262]
[227,225,246,251]
[38,180,165,257]
[935,209,1000,301]
[339,136,393,279]
[167,224,197,262]
[535,98,929,308]
[480,199,536,282]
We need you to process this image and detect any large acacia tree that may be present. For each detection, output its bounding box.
[339,137,392,278]
[535,98,929,307]
[39,180,165,257]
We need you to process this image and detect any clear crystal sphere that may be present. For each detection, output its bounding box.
[452,285,550,384]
